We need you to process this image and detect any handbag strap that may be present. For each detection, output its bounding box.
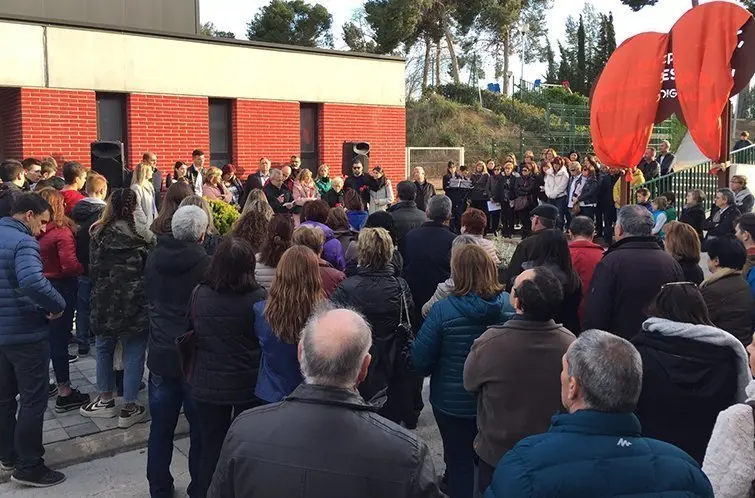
[394,277,411,329]
[187,284,200,325]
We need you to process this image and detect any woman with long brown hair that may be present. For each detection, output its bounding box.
[664,221,704,284]
[188,236,267,497]
[231,209,271,253]
[151,181,193,236]
[254,245,325,404]
[255,214,295,290]
[36,188,90,412]
[412,243,509,498]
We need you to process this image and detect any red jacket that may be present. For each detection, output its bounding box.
[319,260,345,297]
[61,189,85,216]
[38,225,84,279]
[569,239,604,322]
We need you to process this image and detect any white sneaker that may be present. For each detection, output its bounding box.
[118,403,147,429]
[79,397,117,418]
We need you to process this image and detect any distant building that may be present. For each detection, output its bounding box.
[0,1,406,181]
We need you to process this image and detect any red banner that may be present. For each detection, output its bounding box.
[590,33,669,169]
[672,2,752,163]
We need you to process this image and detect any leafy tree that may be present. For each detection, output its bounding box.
[620,0,700,10]
[591,13,616,84]
[200,22,236,39]
[246,0,333,48]
[342,10,378,53]
[557,41,571,84]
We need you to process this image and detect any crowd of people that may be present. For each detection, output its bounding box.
[0,144,754,498]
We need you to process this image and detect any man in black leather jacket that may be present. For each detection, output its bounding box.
[387,180,427,257]
[208,307,442,498]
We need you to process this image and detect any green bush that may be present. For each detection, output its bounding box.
[518,86,589,109]
[207,198,240,235]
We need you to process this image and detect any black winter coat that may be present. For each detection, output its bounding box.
[403,222,456,329]
[633,331,738,464]
[387,201,427,257]
[576,176,599,205]
[582,237,684,339]
[414,181,436,212]
[680,204,705,240]
[597,172,620,208]
[495,174,517,203]
[703,205,741,239]
[470,173,490,201]
[331,268,414,402]
[514,175,536,210]
[323,188,345,208]
[700,270,755,346]
[678,259,704,285]
[70,198,106,275]
[0,183,22,218]
[208,384,441,498]
[190,284,267,405]
[144,236,210,379]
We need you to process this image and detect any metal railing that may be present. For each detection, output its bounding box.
[631,143,755,207]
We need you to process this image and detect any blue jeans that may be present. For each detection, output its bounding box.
[433,407,478,498]
[49,278,77,386]
[75,276,92,349]
[95,335,147,403]
[148,374,201,498]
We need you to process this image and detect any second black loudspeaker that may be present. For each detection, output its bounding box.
[342,141,370,176]
[91,141,125,190]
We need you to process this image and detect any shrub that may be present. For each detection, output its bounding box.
[206,198,240,235]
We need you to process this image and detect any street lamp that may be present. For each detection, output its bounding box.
[520,24,530,96]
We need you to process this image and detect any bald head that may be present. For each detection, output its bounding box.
[299,308,373,389]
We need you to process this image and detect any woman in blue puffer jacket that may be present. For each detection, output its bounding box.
[412,243,513,498]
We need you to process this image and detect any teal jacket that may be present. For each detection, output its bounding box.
[485,410,713,498]
[411,292,513,418]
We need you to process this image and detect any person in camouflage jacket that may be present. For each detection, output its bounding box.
[80,188,153,428]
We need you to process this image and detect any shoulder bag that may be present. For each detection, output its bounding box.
[175,285,200,383]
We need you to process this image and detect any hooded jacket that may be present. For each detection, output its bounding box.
[412,292,512,418]
[70,197,106,274]
[89,220,151,339]
[700,268,754,346]
[38,225,84,280]
[485,410,714,498]
[331,267,414,403]
[144,235,211,378]
[703,380,755,498]
[0,217,65,346]
[633,317,749,464]
[300,221,346,271]
[544,166,569,200]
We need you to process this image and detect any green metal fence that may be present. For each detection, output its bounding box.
[631,143,755,208]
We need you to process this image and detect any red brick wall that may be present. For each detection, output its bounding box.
[0,87,22,160]
[128,94,210,175]
[319,104,406,186]
[20,88,97,167]
[232,99,299,176]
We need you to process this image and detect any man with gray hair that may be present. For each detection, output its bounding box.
[144,205,212,497]
[263,168,294,214]
[209,307,442,498]
[484,330,714,497]
[402,194,457,428]
[583,204,683,339]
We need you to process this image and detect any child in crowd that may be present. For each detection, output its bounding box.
[660,191,678,222]
[651,196,670,239]
[636,188,652,212]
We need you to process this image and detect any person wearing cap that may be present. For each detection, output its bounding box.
[503,203,559,289]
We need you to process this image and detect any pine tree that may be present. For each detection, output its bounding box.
[576,15,587,94]
[557,41,571,84]
[606,13,616,55]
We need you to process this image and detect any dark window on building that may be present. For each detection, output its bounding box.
[96,92,127,144]
[300,103,319,173]
[209,99,232,167]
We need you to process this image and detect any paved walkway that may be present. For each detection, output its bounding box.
[43,346,150,446]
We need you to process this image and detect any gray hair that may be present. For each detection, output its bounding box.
[427,195,452,222]
[171,206,208,242]
[269,168,283,180]
[617,204,653,237]
[717,188,735,206]
[300,305,373,388]
[566,330,643,412]
[453,234,481,248]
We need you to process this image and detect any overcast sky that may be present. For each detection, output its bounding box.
[198,0,746,83]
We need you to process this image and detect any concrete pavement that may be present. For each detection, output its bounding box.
[0,380,443,497]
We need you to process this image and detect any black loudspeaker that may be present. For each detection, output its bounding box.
[342,141,370,175]
[91,141,125,190]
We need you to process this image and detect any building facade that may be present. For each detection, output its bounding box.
[0,18,406,182]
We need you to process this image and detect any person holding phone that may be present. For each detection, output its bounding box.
[263,169,295,214]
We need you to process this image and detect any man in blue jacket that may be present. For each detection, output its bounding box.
[0,193,67,488]
[485,329,713,498]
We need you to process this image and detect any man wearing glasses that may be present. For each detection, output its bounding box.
[344,161,370,210]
